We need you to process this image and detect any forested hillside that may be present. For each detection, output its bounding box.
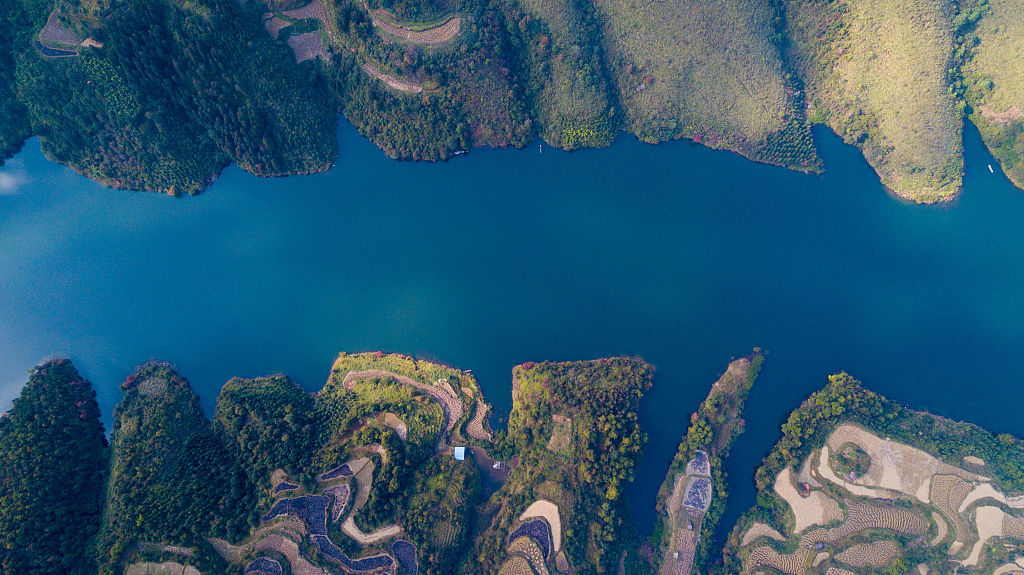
[2,0,1024,197]
[0,360,107,575]
[97,362,254,574]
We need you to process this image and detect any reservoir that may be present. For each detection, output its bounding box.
[2,121,1024,538]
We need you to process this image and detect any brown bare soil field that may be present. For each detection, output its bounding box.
[965,506,1006,565]
[38,10,82,47]
[741,523,786,547]
[546,414,571,454]
[381,413,407,440]
[263,14,289,39]
[286,33,328,63]
[774,468,843,533]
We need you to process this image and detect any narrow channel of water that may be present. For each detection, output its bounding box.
[2,121,1023,535]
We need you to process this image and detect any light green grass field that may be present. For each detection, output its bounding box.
[592,0,800,159]
[787,0,963,202]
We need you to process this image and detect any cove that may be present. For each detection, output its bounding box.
[2,121,1024,540]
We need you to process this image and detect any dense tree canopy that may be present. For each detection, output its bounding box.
[0,359,108,575]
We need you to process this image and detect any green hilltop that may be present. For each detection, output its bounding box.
[1,0,1022,200]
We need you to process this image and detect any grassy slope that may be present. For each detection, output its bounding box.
[591,0,817,168]
[504,0,617,149]
[964,0,1024,188]
[786,0,963,202]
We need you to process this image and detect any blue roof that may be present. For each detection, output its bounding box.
[454,447,466,460]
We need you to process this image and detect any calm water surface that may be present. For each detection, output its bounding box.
[2,122,1024,540]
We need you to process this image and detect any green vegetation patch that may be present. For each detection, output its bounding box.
[0,360,108,575]
[786,0,963,202]
[5,0,336,193]
[473,358,653,574]
[651,352,763,573]
[213,375,318,489]
[831,441,871,479]
[0,0,31,164]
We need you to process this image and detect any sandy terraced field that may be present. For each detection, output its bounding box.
[774,468,843,533]
[520,500,561,553]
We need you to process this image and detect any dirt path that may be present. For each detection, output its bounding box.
[341,517,402,545]
[359,64,424,93]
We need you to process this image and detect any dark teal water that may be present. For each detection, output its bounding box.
[2,122,1024,539]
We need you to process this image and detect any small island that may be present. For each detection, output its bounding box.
[2,352,1024,575]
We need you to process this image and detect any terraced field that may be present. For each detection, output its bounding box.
[499,555,537,575]
[744,545,810,575]
[930,474,973,542]
[508,536,551,575]
[287,33,328,63]
[342,368,460,430]
[784,0,963,202]
[834,540,899,567]
[372,13,461,44]
[824,501,928,541]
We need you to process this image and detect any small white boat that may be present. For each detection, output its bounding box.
[539,144,542,154]
[989,164,994,173]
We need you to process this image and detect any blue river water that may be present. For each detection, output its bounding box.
[2,121,1024,540]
